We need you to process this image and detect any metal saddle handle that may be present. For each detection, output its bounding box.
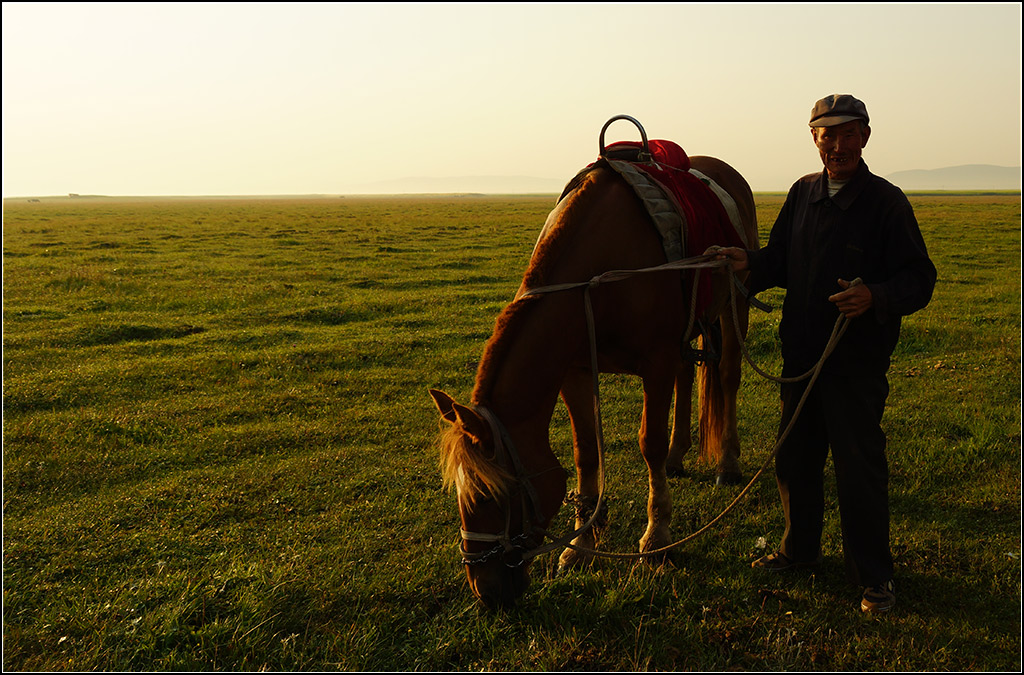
[599,114,651,162]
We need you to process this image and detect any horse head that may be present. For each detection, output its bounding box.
[429,388,566,610]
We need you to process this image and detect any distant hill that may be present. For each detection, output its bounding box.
[886,164,1020,190]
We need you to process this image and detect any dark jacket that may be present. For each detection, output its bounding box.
[747,160,937,377]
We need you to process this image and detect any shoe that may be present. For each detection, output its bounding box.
[750,550,822,571]
[861,580,896,613]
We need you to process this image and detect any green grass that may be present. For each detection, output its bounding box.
[3,192,1020,670]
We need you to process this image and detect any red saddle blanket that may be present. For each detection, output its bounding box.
[603,139,745,315]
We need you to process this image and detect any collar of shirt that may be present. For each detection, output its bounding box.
[810,160,871,209]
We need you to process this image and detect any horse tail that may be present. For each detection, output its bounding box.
[696,334,726,466]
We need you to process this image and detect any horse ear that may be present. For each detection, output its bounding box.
[429,388,459,423]
[428,389,492,444]
[452,402,491,445]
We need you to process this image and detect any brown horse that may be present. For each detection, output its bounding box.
[429,156,759,610]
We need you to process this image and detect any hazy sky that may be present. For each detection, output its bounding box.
[2,2,1021,196]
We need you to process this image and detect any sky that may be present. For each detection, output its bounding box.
[2,2,1021,197]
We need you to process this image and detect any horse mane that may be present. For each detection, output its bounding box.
[522,168,607,291]
[437,419,512,507]
[471,168,608,407]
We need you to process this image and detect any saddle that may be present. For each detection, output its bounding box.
[558,117,748,363]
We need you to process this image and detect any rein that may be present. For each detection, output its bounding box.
[471,251,857,564]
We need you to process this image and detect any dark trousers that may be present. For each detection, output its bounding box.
[775,372,893,587]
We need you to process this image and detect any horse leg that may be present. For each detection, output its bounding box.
[638,366,675,559]
[556,366,603,573]
[714,303,748,485]
[667,360,695,475]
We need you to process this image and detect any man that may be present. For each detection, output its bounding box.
[714,94,937,613]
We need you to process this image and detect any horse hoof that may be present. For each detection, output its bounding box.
[716,471,744,486]
[557,550,592,575]
[667,466,687,479]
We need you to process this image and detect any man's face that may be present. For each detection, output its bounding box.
[812,120,870,181]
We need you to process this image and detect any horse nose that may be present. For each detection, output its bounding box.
[469,567,528,611]
[470,577,512,611]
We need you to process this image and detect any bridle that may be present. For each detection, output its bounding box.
[459,401,615,569]
[457,405,554,568]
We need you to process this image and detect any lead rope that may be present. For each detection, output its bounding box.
[522,259,857,562]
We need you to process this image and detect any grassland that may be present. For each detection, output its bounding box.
[2,191,1021,671]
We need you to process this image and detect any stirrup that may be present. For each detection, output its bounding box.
[682,319,721,365]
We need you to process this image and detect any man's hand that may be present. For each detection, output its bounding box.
[706,246,749,272]
[829,278,872,318]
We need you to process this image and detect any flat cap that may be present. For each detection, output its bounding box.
[809,94,869,127]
